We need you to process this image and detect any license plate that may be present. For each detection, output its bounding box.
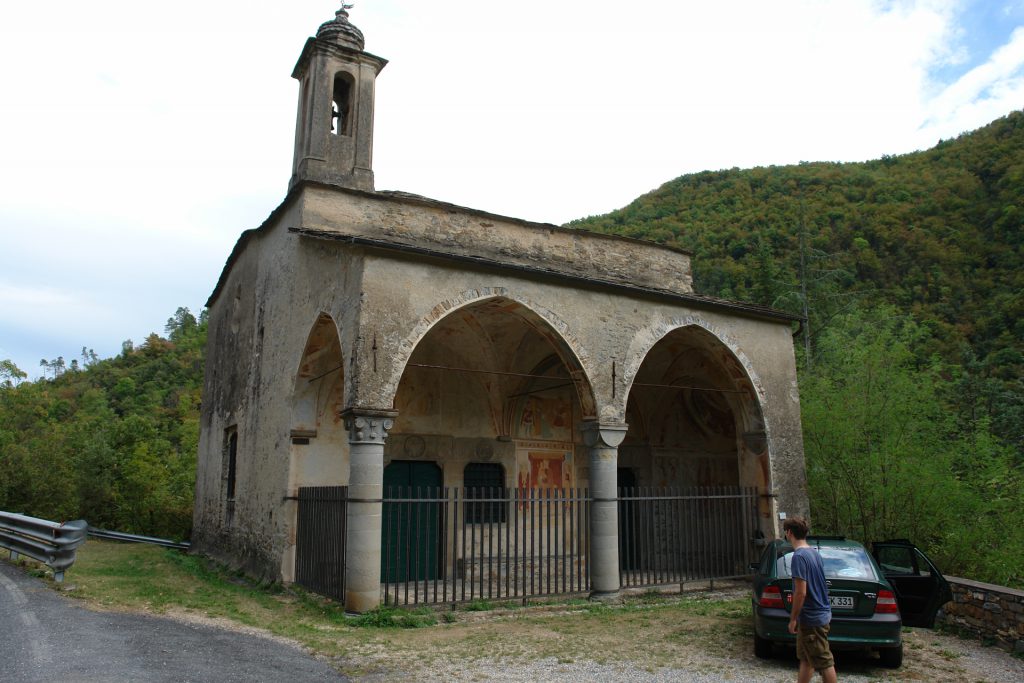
[830,596,855,608]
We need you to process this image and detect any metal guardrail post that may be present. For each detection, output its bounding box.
[0,512,88,582]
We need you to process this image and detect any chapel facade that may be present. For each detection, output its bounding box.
[192,5,809,613]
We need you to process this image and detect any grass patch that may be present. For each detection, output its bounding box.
[349,606,438,628]
[463,599,496,612]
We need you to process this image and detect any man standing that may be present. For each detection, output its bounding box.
[785,516,838,683]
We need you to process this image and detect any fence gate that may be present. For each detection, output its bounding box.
[295,486,348,602]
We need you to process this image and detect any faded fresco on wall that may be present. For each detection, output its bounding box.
[515,392,573,442]
[529,452,563,489]
[514,448,574,508]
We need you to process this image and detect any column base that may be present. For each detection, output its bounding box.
[589,590,622,604]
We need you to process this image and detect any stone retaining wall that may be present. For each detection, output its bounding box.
[939,575,1024,654]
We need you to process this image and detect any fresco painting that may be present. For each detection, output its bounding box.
[517,393,572,442]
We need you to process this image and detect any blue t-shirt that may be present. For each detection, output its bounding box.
[791,546,831,627]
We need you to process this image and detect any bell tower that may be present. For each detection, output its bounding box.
[290,4,387,192]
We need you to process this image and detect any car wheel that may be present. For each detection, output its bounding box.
[754,632,773,659]
[879,644,903,669]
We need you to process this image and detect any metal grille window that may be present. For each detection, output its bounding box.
[464,462,505,524]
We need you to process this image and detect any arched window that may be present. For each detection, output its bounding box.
[464,462,505,524]
[331,73,353,135]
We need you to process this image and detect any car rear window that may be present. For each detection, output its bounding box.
[775,547,878,581]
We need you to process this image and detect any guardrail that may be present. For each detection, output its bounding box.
[87,527,190,550]
[0,511,88,583]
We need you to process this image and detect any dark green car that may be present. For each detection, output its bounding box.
[749,537,951,668]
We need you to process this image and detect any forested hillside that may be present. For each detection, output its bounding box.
[571,111,1024,586]
[0,309,204,540]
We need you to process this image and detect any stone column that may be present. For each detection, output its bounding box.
[342,408,396,614]
[582,420,628,601]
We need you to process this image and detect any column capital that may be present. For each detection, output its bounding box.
[341,407,398,445]
[581,420,629,449]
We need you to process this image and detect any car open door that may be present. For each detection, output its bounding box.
[872,539,953,628]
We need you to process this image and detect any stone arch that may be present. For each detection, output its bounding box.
[620,315,771,495]
[383,288,598,417]
[622,315,768,432]
[291,312,347,436]
[384,291,600,511]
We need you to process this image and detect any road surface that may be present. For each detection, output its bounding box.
[0,559,345,682]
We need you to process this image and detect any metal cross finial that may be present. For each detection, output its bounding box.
[335,3,354,20]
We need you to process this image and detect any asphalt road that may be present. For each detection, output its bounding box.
[0,559,346,683]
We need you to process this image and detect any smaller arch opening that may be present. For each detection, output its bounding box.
[331,73,354,136]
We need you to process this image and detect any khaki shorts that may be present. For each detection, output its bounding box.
[796,623,834,671]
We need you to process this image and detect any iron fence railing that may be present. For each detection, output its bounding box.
[0,511,88,582]
[380,486,590,606]
[292,485,762,607]
[618,486,760,588]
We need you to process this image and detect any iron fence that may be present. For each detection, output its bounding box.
[293,485,761,607]
[295,486,348,602]
[381,486,591,606]
[618,486,760,588]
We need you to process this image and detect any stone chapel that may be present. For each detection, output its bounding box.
[192,5,809,613]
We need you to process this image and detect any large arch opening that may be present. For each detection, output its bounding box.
[620,325,771,578]
[384,296,596,590]
[390,296,595,480]
[623,325,767,488]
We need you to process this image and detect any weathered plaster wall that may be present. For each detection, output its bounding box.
[195,204,370,580]
[298,185,693,297]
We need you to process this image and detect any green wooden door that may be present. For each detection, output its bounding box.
[382,460,442,583]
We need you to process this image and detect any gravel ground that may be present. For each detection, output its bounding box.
[403,635,1024,683]
[340,585,1024,683]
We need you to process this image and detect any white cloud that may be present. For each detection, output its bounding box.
[918,26,1024,137]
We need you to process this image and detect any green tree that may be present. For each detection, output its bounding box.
[0,359,27,388]
[0,307,205,540]
[801,307,1022,585]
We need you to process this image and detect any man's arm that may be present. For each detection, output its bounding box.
[788,577,807,634]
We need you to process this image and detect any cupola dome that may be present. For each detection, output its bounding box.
[316,4,365,51]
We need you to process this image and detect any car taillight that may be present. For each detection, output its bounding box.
[875,589,899,614]
[759,586,785,609]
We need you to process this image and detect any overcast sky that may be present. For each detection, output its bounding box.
[1,0,1023,380]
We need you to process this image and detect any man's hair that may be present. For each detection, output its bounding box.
[783,516,809,540]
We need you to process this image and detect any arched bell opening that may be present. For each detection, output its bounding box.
[385,296,595,587]
[282,313,348,581]
[331,71,354,136]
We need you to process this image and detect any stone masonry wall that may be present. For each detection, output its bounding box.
[939,576,1024,654]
